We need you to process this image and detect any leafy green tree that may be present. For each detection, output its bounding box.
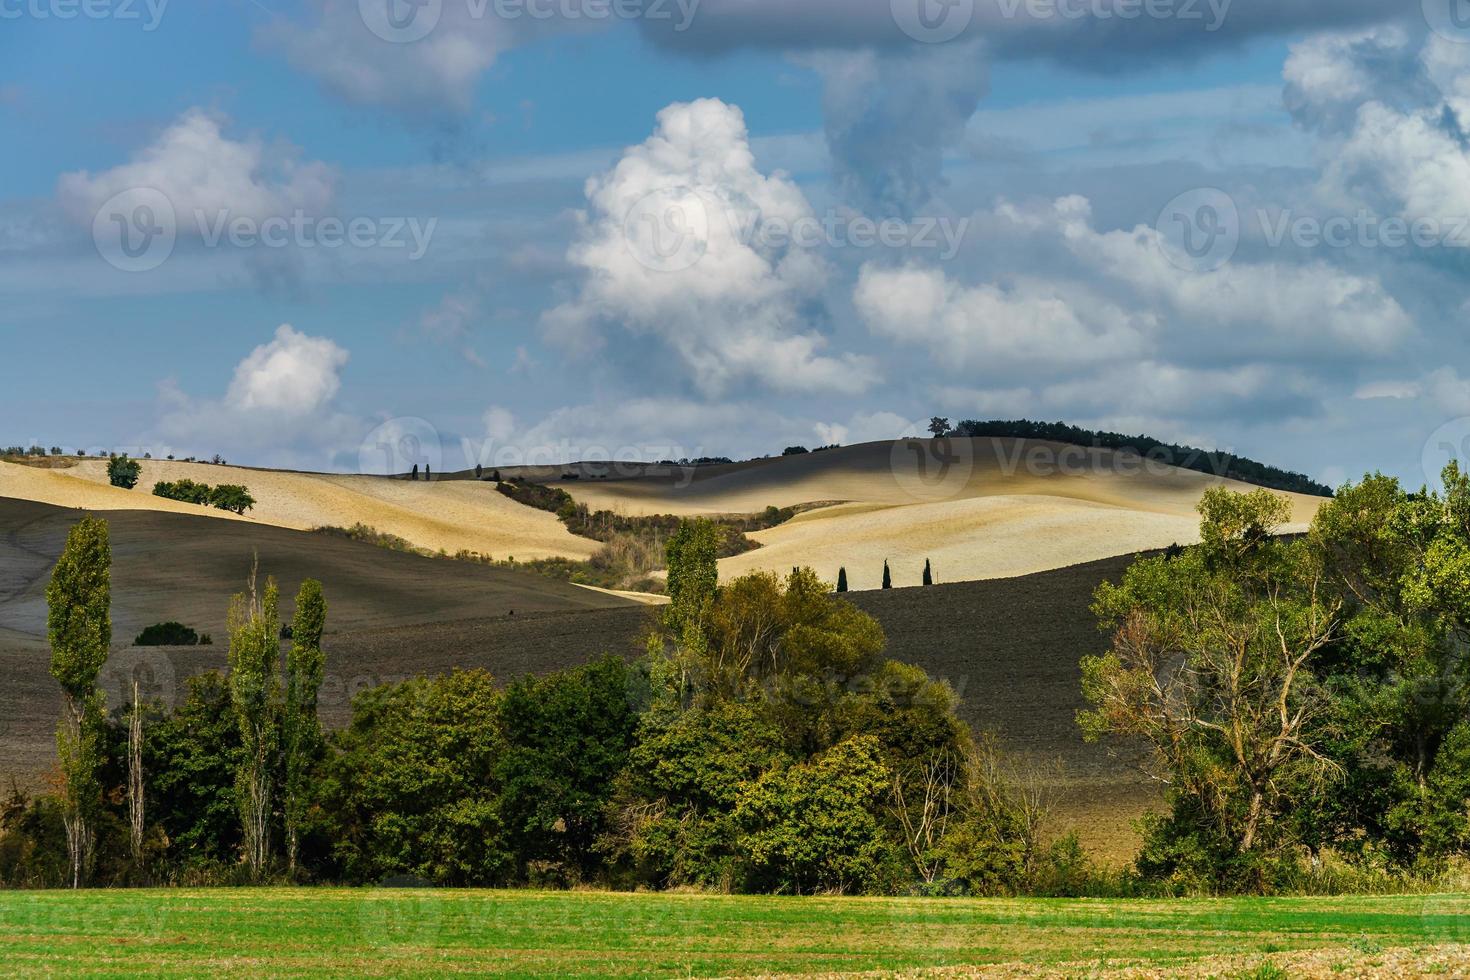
[46,515,112,887]
[143,673,243,867]
[106,455,140,489]
[496,656,638,880]
[610,699,791,889]
[282,579,326,876]
[209,484,255,515]
[928,417,951,438]
[227,564,280,879]
[319,671,510,885]
[733,735,896,894]
[665,518,718,652]
[1081,489,1342,889]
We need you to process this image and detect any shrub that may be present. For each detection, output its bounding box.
[134,622,201,647]
[153,479,212,505]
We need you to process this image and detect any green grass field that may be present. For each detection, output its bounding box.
[3,890,1470,977]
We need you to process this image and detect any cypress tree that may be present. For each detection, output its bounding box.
[836,567,848,593]
[475,463,483,479]
[47,515,112,888]
[411,464,419,481]
[923,559,933,586]
[282,578,327,876]
[882,560,892,590]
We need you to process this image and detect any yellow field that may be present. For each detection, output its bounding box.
[0,458,596,563]
[558,439,1325,589]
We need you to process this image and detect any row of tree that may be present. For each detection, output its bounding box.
[9,517,1061,894]
[36,517,320,886]
[835,560,935,592]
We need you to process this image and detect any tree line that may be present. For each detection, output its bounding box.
[2,517,1067,894]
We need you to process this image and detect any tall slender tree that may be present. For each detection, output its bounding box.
[46,515,112,888]
[666,518,719,654]
[228,558,281,879]
[882,560,893,590]
[282,578,327,875]
[923,559,933,587]
[836,567,848,593]
[127,678,144,866]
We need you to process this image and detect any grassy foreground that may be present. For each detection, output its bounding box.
[2,889,1470,977]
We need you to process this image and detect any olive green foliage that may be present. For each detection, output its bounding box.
[495,656,639,882]
[734,735,897,894]
[1082,489,1340,889]
[1084,471,1470,890]
[209,484,256,515]
[609,546,1032,895]
[227,566,280,879]
[319,671,511,886]
[283,579,327,874]
[665,517,718,651]
[106,454,140,489]
[152,479,212,505]
[46,515,112,887]
[141,673,243,868]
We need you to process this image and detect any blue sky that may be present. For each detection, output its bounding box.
[3,0,1468,488]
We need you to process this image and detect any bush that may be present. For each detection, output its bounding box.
[153,479,212,505]
[134,622,202,647]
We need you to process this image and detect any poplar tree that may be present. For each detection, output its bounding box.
[282,579,327,875]
[46,515,112,888]
[228,559,281,879]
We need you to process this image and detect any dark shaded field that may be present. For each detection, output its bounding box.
[0,498,1152,859]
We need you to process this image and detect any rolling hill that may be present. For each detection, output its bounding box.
[545,438,1326,590]
[0,457,596,563]
[0,496,1151,860]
